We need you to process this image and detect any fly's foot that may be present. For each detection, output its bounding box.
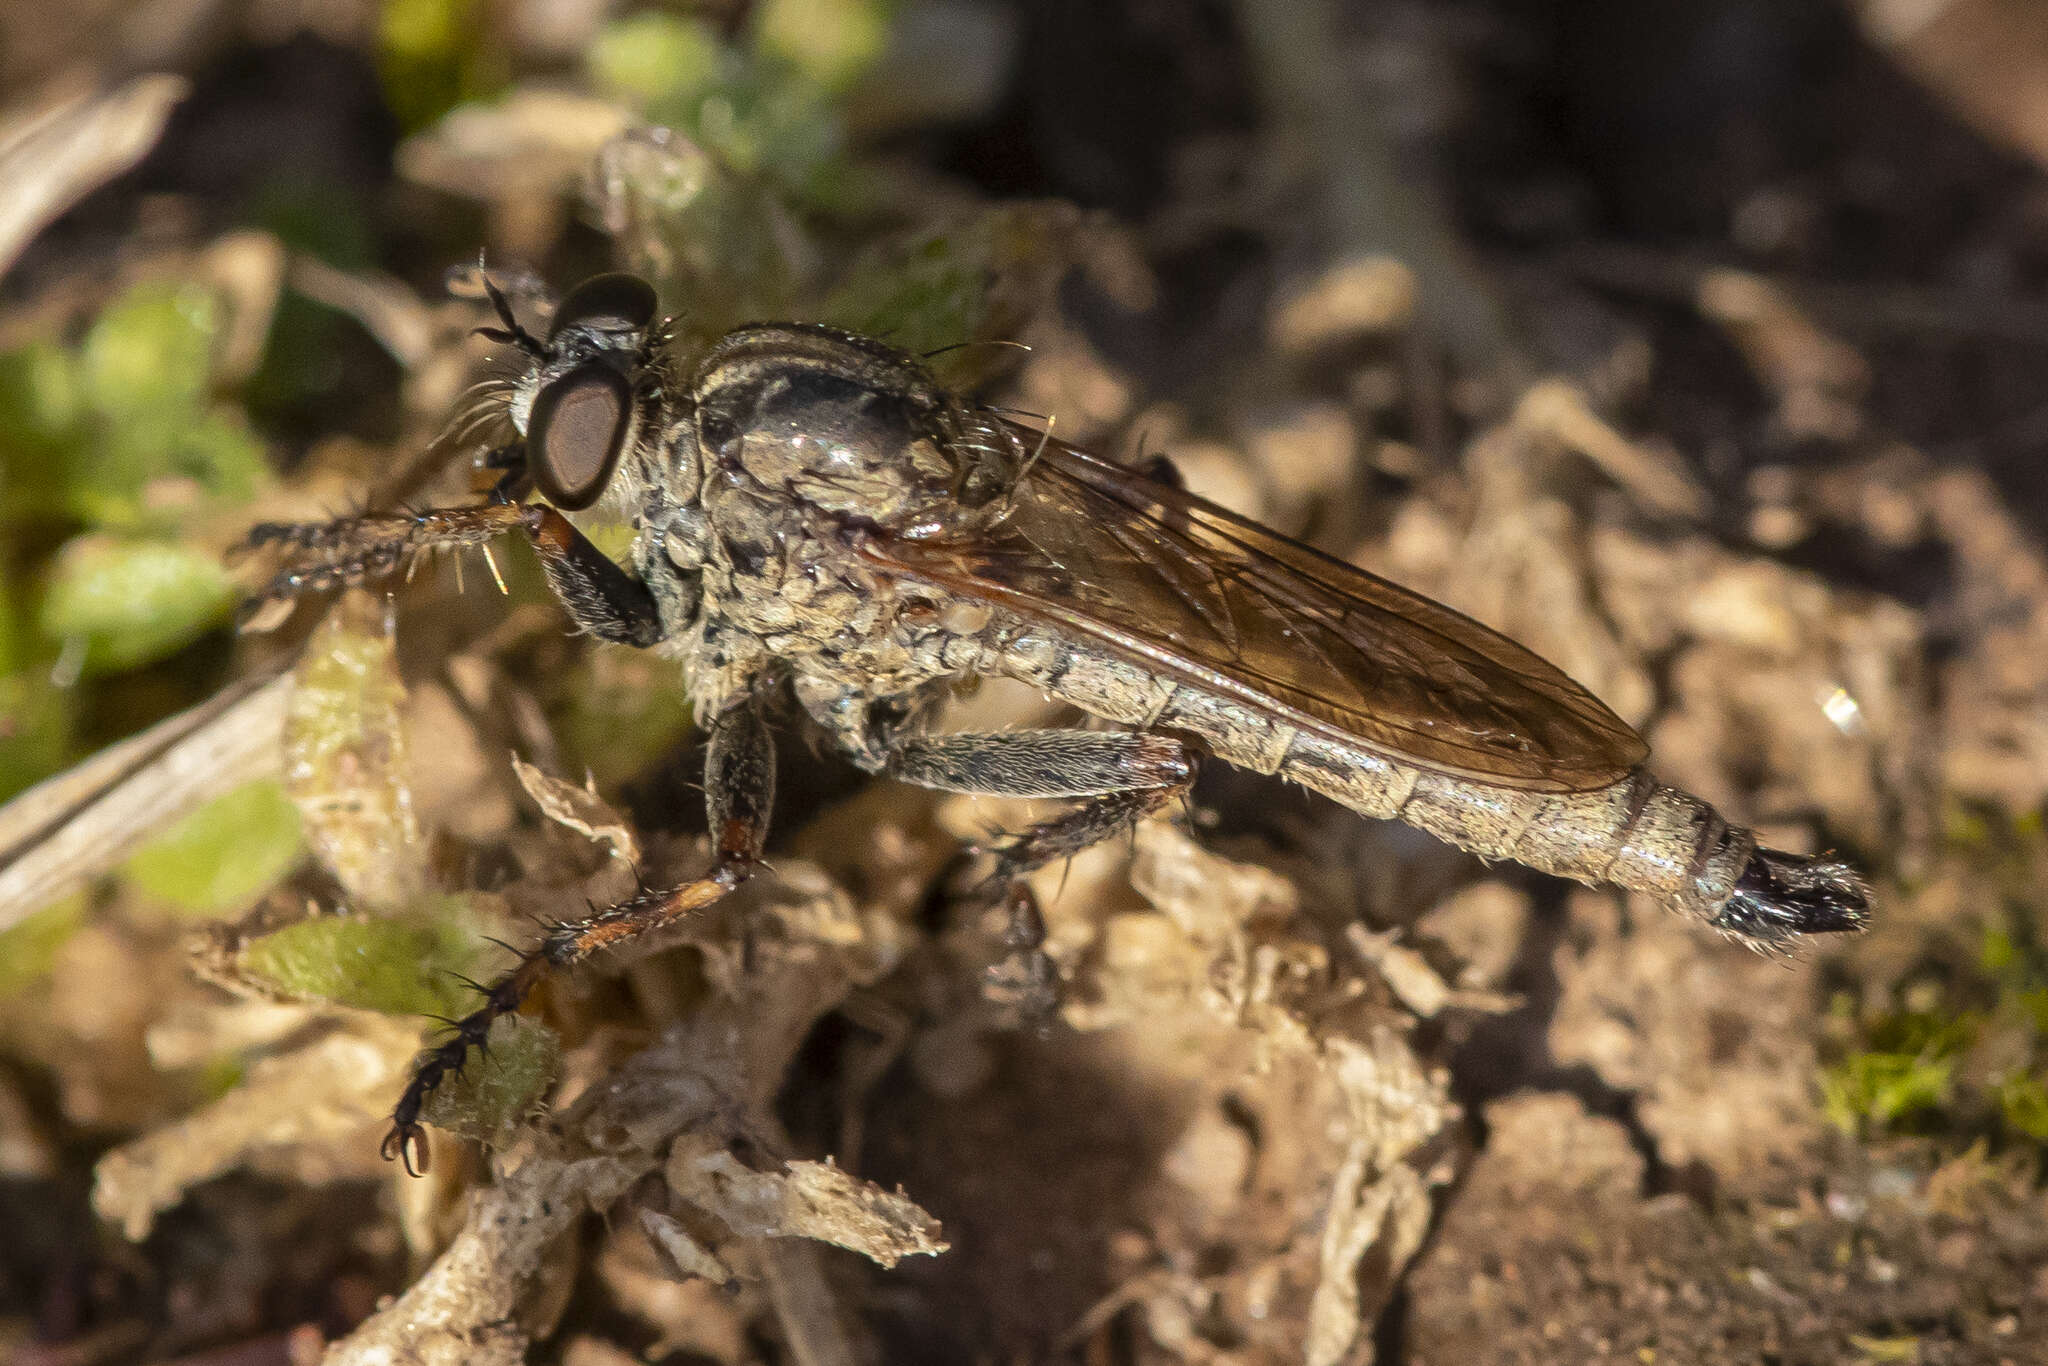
[976,879,1061,1026]
[383,952,550,1176]
[378,822,768,1175]
[235,514,414,624]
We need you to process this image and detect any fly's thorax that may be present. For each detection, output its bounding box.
[687,323,1024,533]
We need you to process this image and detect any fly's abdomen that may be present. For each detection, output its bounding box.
[1276,728,1706,896]
[1006,636,1868,948]
[1280,728,1867,947]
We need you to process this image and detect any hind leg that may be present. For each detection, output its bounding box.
[879,729,1200,1014]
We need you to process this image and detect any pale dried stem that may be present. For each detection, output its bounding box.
[0,74,187,282]
[758,1240,867,1366]
[323,868,919,1366]
[0,670,294,932]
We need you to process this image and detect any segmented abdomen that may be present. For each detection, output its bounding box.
[1002,633,1755,925]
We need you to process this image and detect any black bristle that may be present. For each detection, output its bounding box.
[1712,848,1872,947]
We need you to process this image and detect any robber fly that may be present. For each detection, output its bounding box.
[245,272,1870,1173]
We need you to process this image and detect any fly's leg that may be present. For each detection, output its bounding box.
[384,699,774,1175]
[480,441,533,503]
[884,729,1198,878]
[243,502,665,647]
[982,881,1053,1016]
[881,730,1199,1014]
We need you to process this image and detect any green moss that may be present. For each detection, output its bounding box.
[1823,1049,1956,1133]
[1824,808,2048,1153]
[1824,1002,1979,1135]
[822,205,1084,386]
[825,231,989,362]
[417,1012,561,1147]
[123,779,304,917]
[233,896,485,1017]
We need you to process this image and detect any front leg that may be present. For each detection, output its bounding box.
[384,696,775,1174]
[243,502,667,647]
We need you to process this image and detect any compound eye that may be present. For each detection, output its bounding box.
[529,364,632,510]
[548,272,658,342]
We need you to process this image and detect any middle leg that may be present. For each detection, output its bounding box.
[383,696,775,1174]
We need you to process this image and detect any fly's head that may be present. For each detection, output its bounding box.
[500,272,666,517]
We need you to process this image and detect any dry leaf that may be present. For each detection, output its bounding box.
[670,1148,947,1270]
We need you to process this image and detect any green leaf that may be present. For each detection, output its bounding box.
[418,1013,561,1146]
[287,596,424,910]
[555,647,693,785]
[0,894,87,999]
[587,11,852,208]
[0,670,74,805]
[0,282,268,529]
[250,177,376,271]
[123,780,303,916]
[377,0,503,132]
[38,535,235,674]
[0,565,75,802]
[753,0,892,92]
[59,280,270,526]
[1999,1074,2048,1141]
[232,897,483,1017]
[0,342,86,518]
[588,11,727,110]
[79,281,218,421]
[1981,925,2018,975]
[2015,985,2048,1037]
[81,409,266,526]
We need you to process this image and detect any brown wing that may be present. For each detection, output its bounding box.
[864,429,1646,792]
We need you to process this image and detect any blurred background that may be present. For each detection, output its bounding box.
[4,1,2048,1363]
